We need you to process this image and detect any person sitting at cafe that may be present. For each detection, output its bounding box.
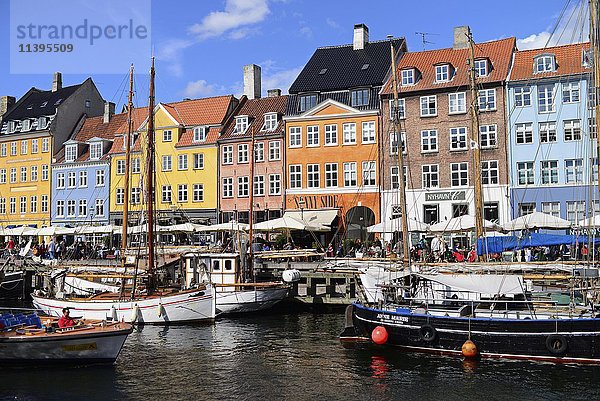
[58,307,77,328]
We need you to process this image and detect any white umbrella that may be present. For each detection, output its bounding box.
[194,220,249,232]
[3,226,37,236]
[429,215,501,233]
[76,225,121,235]
[502,211,572,231]
[578,214,600,227]
[367,217,429,233]
[35,226,76,236]
[253,216,308,231]
[163,223,207,233]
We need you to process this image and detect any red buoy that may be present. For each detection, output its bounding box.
[371,325,388,345]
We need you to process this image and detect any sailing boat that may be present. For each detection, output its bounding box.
[32,60,217,324]
[341,15,600,363]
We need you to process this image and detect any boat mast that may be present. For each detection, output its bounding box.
[388,36,410,266]
[248,124,255,282]
[467,29,485,261]
[592,0,600,199]
[121,64,134,272]
[147,57,156,288]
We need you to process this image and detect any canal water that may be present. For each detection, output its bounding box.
[2,308,600,401]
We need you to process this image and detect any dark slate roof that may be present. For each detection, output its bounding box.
[288,38,404,93]
[3,83,83,120]
[286,87,381,116]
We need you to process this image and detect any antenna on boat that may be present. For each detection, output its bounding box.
[467,29,486,262]
[388,35,410,267]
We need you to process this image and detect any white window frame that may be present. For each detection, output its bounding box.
[541,160,559,185]
[269,174,281,195]
[421,130,438,153]
[517,161,535,186]
[362,121,376,144]
[539,122,557,143]
[515,122,533,144]
[479,125,497,149]
[307,164,320,188]
[562,82,580,103]
[481,160,499,185]
[289,165,302,189]
[449,127,468,151]
[307,126,319,147]
[325,163,338,188]
[514,86,531,107]
[420,95,437,117]
[435,64,450,82]
[268,141,281,160]
[343,162,357,187]
[448,92,466,114]
[478,89,496,111]
[222,145,233,165]
[342,123,356,144]
[289,127,302,148]
[451,162,469,187]
[238,144,249,164]
[262,113,277,131]
[422,164,439,189]
[401,69,415,86]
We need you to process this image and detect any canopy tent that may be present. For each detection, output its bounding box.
[76,225,123,235]
[282,209,338,232]
[367,217,429,233]
[34,226,76,236]
[3,226,37,236]
[418,273,525,296]
[252,215,309,231]
[428,215,501,233]
[193,220,249,232]
[502,211,572,231]
[476,232,599,255]
[162,222,207,233]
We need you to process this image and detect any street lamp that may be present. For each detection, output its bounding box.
[298,198,305,221]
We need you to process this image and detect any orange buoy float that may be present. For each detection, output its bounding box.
[462,339,478,358]
[371,325,388,345]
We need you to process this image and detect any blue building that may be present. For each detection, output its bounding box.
[507,42,597,225]
[51,102,123,227]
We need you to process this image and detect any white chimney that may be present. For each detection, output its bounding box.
[243,64,261,99]
[52,72,62,92]
[103,101,115,123]
[353,24,369,50]
[453,26,470,50]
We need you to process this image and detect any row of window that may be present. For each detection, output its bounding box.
[221,141,281,165]
[514,118,596,144]
[288,122,376,148]
[55,170,105,189]
[0,137,50,157]
[400,60,489,87]
[415,202,499,225]
[387,161,499,190]
[0,195,49,215]
[65,142,104,162]
[298,89,371,112]
[157,154,205,172]
[519,200,598,224]
[7,117,50,134]
[288,161,377,189]
[515,158,598,186]
[513,82,585,112]
[399,125,497,154]
[0,165,49,184]
[56,199,104,218]
[222,174,282,198]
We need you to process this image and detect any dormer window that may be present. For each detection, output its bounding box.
[9,121,18,133]
[351,89,369,107]
[40,101,47,108]
[262,113,277,131]
[193,126,207,142]
[21,120,30,132]
[90,142,103,160]
[435,64,450,82]
[535,55,556,73]
[65,144,77,163]
[401,69,415,86]
[234,116,248,134]
[299,94,317,112]
[474,59,488,77]
[54,98,63,106]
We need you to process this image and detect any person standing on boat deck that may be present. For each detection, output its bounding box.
[58,308,76,328]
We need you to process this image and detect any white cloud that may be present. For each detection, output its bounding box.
[188,0,270,40]
[262,66,303,95]
[299,26,313,38]
[183,80,219,98]
[517,3,589,50]
[326,18,339,29]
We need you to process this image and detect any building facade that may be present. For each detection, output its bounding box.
[51,103,123,227]
[380,27,515,245]
[0,73,104,227]
[507,42,597,225]
[285,24,406,241]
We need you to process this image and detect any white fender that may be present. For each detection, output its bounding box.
[158,302,166,318]
[110,305,118,321]
[130,304,140,323]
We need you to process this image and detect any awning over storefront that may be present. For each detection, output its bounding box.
[282,209,338,232]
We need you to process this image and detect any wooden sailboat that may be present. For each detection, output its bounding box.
[341,17,600,364]
[32,60,217,324]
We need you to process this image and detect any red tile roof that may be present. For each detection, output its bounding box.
[74,113,128,142]
[382,37,516,95]
[163,95,235,126]
[176,126,221,147]
[220,95,288,140]
[509,42,590,81]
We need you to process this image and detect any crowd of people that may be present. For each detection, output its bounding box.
[3,236,117,261]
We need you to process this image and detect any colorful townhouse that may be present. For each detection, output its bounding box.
[507,42,596,224]
[284,24,406,241]
[380,27,515,245]
[51,103,124,227]
[0,73,104,228]
[218,65,288,224]
[108,96,238,226]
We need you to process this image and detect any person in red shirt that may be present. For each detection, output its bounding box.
[58,308,75,328]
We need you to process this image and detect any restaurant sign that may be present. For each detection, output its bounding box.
[425,191,466,202]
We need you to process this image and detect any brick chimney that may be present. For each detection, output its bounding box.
[353,24,369,50]
[52,72,62,92]
[267,89,281,97]
[103,101,115,123]
[243,64,261,100]
[453,26,470,50]
[0,96,16,118]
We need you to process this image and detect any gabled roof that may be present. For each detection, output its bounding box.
[73,113,128,143]
[162,95,235,127]
[382,37,516,95]
[3,83,84,121]
[220,95,288,140]
[509,42,590,82]
[289,38,405,93]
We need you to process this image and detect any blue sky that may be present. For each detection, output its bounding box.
[0,0,590,111]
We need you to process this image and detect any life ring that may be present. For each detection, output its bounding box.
[546,334,568,355]
[419,324,437,342]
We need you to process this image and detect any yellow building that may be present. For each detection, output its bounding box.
[108,96,237,225]
[0,74,104,227]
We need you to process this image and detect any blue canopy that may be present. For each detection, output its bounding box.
[477,233,599,255]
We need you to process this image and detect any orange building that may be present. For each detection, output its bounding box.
[285,24,405,242]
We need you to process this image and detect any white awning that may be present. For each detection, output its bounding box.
[253,216,308,231]
[503,211,572,231]
[418,273,525,295]
[282,209,338,232]
[367,217,429,233]
[428,215,501,233]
